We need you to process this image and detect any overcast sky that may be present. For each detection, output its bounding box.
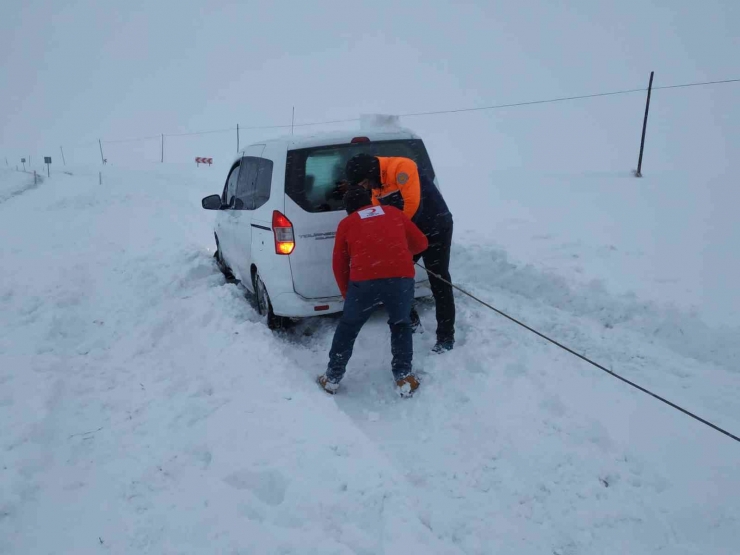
[1,0,738,170]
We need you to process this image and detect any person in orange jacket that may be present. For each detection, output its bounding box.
[345,154,455,353]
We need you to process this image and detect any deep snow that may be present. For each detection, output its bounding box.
[0,163,738,554]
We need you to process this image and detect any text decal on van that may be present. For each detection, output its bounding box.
[358,206,385,220]
[299,231,336,240]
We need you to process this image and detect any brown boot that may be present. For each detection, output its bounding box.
[396,374,420,398]
[317,374,340,395]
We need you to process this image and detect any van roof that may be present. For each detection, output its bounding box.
[238,127,421,155]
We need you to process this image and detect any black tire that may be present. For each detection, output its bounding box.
[213,235,236,282]
[253,271,288,331]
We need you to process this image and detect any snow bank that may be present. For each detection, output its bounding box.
[0,169,44,203]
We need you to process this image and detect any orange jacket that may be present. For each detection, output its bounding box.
[371,157,422,221]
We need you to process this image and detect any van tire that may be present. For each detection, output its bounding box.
[214,235,236,282]
[253,271,288,331]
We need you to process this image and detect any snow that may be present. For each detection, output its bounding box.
[359,114,404,131]
[2,0,738,550]
[0,170,44,203]
[1,162,738,554]
[245,126,419,154]
[447,168,740,328]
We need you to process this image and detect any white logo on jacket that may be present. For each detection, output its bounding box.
[358,206,385,219]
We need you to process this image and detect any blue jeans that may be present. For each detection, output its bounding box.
[327,278,415,383]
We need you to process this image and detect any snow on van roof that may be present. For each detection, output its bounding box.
[239,124,420,154]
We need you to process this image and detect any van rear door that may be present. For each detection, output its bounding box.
[284,139,436,300]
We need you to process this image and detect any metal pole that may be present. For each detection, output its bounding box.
[237,124,239,152]
[291,107,295,136]
[636,71,654,178]
[34,170,37,185]
[99,171,102,185]
[60,146,66,166]
[22,161,25,171]
[98,139,105,165]
[47,163,50,178]
[161,134,164,163]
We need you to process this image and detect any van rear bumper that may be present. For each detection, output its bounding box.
[271,280,433,318]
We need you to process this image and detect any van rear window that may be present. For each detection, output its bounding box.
[285,139,435,213]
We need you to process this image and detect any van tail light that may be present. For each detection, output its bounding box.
[351,137,370,143]
[272,210,295,255]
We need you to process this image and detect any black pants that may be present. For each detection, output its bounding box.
[417,222,455,343]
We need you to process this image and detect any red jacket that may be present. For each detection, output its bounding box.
[332,204,428,297]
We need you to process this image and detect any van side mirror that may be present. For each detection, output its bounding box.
[202,194,224,210]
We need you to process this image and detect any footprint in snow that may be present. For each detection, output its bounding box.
[223,469,288,507]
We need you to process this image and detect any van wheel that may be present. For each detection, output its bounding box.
[214,235,236,282]
[253,272,288,331]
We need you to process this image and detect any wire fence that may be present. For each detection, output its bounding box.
[4,76,739,171]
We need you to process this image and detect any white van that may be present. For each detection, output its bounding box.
[201,129,440,329]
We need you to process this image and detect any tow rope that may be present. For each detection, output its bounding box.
[416,262,740,444]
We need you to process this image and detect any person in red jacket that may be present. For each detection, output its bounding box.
[317,187,428,397]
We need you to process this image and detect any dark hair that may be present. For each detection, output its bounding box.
[345,154,380,186]
[343,186,372,214]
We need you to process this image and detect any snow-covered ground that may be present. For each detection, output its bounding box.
[0,169,45,204]
[448,168,740,328]
[1,163,738,554]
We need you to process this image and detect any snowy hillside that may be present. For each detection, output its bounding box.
[1,163,738,554]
